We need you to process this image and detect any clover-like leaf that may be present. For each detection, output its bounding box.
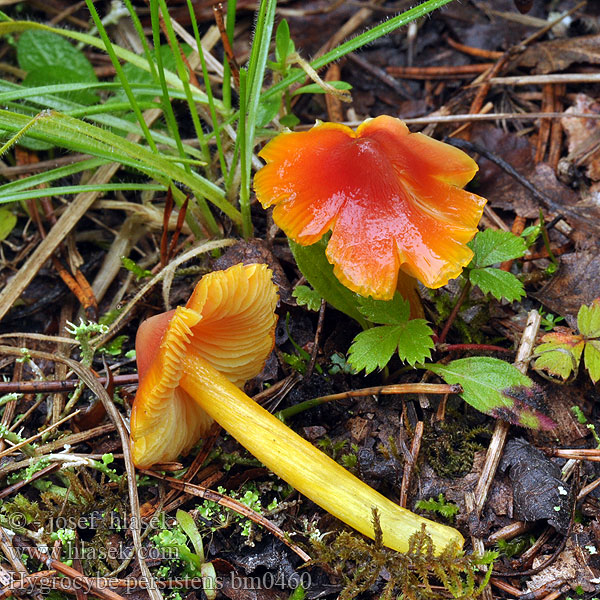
[428,357,555,430]
[348,320,434,374]
[348,327,403,375]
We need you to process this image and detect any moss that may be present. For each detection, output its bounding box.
[310,513,496,599]
[423,421,490,478]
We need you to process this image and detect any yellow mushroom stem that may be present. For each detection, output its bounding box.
[180,354,464,555]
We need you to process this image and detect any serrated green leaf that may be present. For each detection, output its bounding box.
[577,300,600,338]
[289,238,368,328]
[584,340,600,383]
[357,294,409,325]
[468,229,527,268]
[427,357,555,430]
[534,330,584,380]
[396,319,435,366]
[469,267,525,302]
[292,285,322,311]
[348,320,434,374]
[0,207,16,241]
[348,326,401,375]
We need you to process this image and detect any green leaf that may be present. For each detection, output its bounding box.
[396,320,435,366]
[468,229,527,268]
[279,112,300,128]
[17,30,98,84]
[275,19,294,65]
[17,30,98,105]
[289,238,368,328]
[427,357,555,430]
[0,207,16,241]
[577,300,600,338]
[256,92,281,128]
[469,267,525,302]
[584,340,600,383]
[348,320,434,374]
[357,294,409,325]
[292,285,322,312]
[534,330,584,380]
[176,509,205,562]
[348,326,400,375]
[23,66,98,105]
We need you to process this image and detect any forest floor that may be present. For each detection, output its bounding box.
[1,1,600,599]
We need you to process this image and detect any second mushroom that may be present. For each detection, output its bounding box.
[131,263,463,555]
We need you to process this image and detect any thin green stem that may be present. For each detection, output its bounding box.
[222,0,237,112]
[238,67,250,235]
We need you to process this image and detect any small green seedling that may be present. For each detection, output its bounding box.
[152,510,217,600]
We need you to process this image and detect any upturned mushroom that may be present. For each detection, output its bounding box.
[254,115,487,301]
[130,263,463,554]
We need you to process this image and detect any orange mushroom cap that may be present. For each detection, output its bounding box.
[130,263,278,468]
[254,115,487,300]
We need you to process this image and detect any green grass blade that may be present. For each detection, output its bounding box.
[121,0,159,82]
[262,0,454,103]
[84,0,158,152]
[0,81,205,160]
[222,0,237,112]
[0,109,241,224]
[150,0,218,233]
[0,21,221,110]
[238,67,250,236]
[0,158,107,193]
[0,183,165,205]
[155,0,211,168]
[186,0,228,179]
[239,0,277,238]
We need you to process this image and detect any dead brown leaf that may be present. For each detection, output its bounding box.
[561,93,600,180]
[533,249,600,321]
[516,33,600,74]
[525,530,600,594]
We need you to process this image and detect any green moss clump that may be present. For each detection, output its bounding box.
[424,421,490,478]
[310,515,496,599]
